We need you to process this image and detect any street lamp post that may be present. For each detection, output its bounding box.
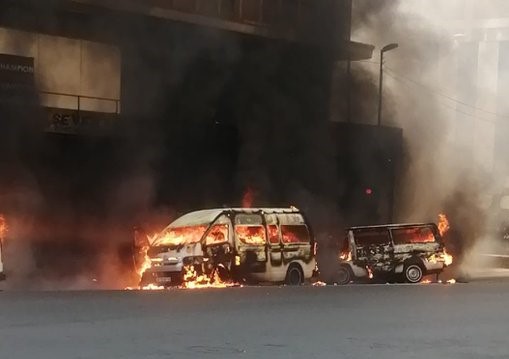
[377,43,399,127]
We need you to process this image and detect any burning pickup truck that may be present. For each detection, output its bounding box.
[335,220,453,284]
[137,207,316,288]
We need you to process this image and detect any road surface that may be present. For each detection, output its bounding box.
[0,282,507,359]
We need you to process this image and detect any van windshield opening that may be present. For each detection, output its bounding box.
[152,225,208,246]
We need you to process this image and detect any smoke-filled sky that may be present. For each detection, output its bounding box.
[350,0,509,268]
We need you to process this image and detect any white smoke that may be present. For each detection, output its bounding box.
[351,0,509,277]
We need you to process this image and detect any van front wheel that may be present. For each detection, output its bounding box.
[336,265,353,285]
[404,263,424,283]
[285,265,303,285]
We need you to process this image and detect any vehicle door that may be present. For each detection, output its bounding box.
[234,213,267,271]
[278,213,312,263]
[203,215,233,269]
[265,213,283,266]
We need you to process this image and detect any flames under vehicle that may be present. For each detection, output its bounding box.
[335,223,452,284]
[140,208,316,287]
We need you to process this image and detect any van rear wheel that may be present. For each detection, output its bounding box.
[336,265,353,285]
[404,263,424,283]
[285,265,303,285]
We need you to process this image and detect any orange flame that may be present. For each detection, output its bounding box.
[137,245,152,278]
[151,226,207,247]
[235,225,266,245]
[438,214,453,266]
[438,213,450,237]
[443,249,453,266]
[339,251,352,261]
[242,187,254,208]
[133,224,239,290]
[182,265,236,289]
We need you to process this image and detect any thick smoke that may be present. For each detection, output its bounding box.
[5,0,506,288]
[0,3,248,289]
[351,0,508,276]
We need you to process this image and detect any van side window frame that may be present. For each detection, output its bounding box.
[265,213,281,246]
[233,212,268,246]
[389,225,438,245]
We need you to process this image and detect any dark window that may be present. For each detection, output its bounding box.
[281,225,310,244]
[353,228,390,246]
[392,226,436,245]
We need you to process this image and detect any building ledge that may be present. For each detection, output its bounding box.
[71,0,373,60]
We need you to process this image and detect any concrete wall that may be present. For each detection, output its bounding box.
[0,27,121,113]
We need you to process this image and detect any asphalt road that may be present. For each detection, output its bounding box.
[0,282,508,359]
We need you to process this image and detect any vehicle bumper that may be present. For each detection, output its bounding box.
[141,269,183,286]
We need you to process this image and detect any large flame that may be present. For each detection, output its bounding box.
[137,244,152,278]
[235,225,266,245]
[443,249,453,266]
[132,224,238,290]
[438,213,453,266]
[339,251,352,262]
[182,265,234,289]
[438,213,450,237]
[151,226,207,247]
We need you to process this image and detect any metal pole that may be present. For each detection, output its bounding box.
[377,49,383,127]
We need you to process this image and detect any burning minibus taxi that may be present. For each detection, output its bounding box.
[139,208,316,287]
[335,222,453,284]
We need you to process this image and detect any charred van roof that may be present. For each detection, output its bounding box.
[349,223,437,230]
[168,207,301,228]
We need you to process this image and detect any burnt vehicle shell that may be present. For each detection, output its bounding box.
[335,223,450,284]
[141,207,316,286]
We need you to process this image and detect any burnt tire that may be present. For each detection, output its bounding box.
[335,265,353,285]
[214,264,231,282]
[404,263,424,283]
[285,264,304,285]
[139,271,154,287]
